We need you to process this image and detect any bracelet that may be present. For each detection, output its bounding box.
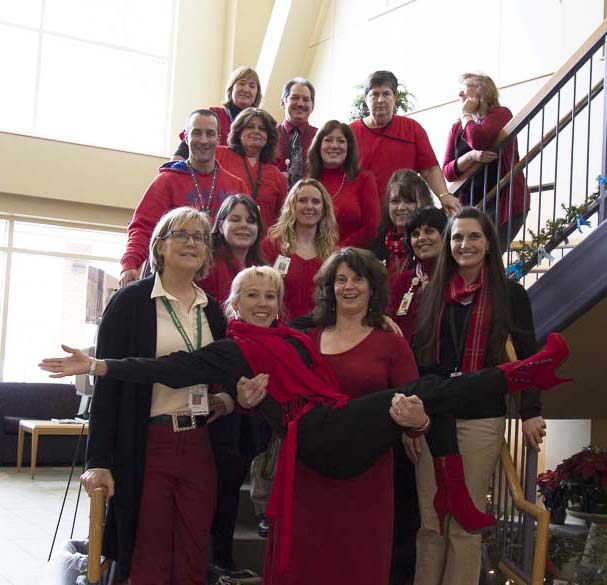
[88,358,98,377]
[412,416,430,433]
[438,192,451,199]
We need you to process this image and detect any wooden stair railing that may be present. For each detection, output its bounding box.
[88,486,110,585]
[453,79,604,206]
[497,442,550,585]
[448,17,607,196]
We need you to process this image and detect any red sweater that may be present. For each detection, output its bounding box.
[350,116,438,199]
[216,146,288,232]
[199,253,253,306]
[319,167,380,248]
[442,106,528,225]
[121,161,245,272]
[261,238,322,319]
[210,106,233,146]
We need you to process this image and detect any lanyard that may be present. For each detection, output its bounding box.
[448,300,474,373]
[242,155,263,201]
[161,297,202,352]
[187,161,219,214]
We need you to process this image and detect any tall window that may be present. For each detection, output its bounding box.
[0,0,175,154]
[0,218,126,382]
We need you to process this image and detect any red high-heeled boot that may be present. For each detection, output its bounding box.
[432,454,496,535]
[498,333,573,392]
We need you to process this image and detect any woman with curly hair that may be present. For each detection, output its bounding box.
[261,178,338,319]
[307,120,380,248]
[216,107,288,233]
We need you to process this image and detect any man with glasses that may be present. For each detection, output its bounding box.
[120,109,246,287]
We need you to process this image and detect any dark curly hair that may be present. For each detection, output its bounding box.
[313,247,388,328]
[227,108,279,164]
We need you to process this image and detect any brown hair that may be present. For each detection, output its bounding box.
[377,169,434,242]
[267,178,338,260]
[313,247,389,328]
[307,120,360,181]
[459,73,500,120]
[414,207,513,367]
[223,66,262,108]
[227,108,279,164]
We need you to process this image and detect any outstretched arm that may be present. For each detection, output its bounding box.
[40,339,253,390]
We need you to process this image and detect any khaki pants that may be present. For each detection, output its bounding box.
[413,417,505,585]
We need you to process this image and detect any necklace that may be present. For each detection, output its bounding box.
[330,172,347,199]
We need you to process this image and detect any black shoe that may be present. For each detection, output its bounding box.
[258,515,269,538]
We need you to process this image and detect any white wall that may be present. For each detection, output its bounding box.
[545,420,592,471]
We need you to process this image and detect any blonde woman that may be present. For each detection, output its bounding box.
[261,178,338,318]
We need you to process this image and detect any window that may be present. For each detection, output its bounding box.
[0,218,126,382]
[0,0,175,154]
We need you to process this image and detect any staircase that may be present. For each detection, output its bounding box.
[448,18,607,585]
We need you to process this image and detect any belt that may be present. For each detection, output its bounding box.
[149,413,207,432]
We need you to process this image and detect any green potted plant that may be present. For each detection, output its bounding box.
[349,80,415,121]
[538,467,570,524]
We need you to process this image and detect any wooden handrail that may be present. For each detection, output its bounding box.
[449,17,607,195]
[498,441,550,585]
[450,78,604,198]
[88,486,108,585]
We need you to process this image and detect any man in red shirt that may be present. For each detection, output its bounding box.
[275,78,318,187]
[120,109,246,286]
[350,70,460,214]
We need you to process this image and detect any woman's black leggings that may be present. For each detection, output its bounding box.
[291,367,507,480]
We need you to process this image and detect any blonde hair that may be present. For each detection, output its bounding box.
[224,266,285,320]
[149,207,212,280]
[267,178,338,260]
[459,72,500,120]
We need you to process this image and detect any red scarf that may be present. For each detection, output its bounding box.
[437,265,492,372]
[227,319,349,573]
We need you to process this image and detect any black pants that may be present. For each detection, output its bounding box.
[293,368,506,480]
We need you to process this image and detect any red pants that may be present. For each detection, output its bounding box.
[130,424,217,585]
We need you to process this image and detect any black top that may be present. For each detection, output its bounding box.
[420,280,541,420]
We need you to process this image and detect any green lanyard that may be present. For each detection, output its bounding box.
[160,297,202,352]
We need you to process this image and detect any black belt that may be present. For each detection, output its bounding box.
[149,414,207,432]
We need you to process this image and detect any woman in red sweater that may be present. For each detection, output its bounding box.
[216,108,288,233]
[442,73,528,251]
[261,178,338,319]
[307,120,380,248]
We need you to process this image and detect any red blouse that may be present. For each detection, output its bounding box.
[261,238,321,319]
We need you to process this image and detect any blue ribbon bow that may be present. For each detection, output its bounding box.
[537,246,555,263]
[506,260,524,280]
[597,175,607,185]
[576,215,591,233]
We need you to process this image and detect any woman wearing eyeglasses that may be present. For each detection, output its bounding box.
[78,207,231,585]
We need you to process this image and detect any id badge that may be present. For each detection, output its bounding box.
[189,385,209,415]
[396,292,414,316]
[273,255,291,276]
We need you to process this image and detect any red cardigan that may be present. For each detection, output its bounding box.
[442,106,528,225]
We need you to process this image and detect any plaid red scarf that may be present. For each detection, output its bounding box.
[437,265,492,372]
[227,319,348,574]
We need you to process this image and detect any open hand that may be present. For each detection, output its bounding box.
[472,149,498,164]
[39,345,92,378]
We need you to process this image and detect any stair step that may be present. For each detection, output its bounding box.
[232,526,267,576]
[236,482,262,528]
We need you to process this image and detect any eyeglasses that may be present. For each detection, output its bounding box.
[163,230,209,245]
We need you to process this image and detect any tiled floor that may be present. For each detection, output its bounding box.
[0,466,89,584]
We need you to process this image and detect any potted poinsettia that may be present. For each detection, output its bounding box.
[559,446,607,514]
